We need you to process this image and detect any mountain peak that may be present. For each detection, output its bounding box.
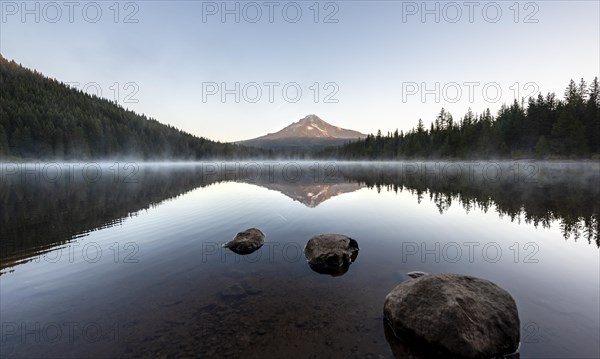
[299,114,323,124]
[238,115,366,150]
[269,114,364,140]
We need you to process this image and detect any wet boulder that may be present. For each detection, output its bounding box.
[223,228,265,255]
[304,234,359,276]
[384,273,520,359]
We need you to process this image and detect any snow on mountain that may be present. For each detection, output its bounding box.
[244,114,366,141]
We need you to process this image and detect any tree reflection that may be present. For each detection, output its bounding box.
[1,161,597,274]
[338,162,599,246]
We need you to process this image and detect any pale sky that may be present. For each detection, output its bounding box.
[1,0,598,142]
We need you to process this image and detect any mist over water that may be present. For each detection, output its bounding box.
[1,161,599,358]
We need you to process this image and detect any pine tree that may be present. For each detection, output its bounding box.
[0,124,9,156]
[417,119,425,133]
[586,77,600,154]
[578,78,588,101]
[565,79,580,105]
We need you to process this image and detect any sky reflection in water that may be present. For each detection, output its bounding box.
[0,161,598,358]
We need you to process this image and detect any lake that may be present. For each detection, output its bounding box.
[1,161,599,358]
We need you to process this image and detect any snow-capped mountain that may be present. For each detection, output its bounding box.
[238,115,366,150]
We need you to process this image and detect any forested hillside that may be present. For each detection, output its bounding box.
[0,56,267,159]
[324,78,600,159]
[2,54,598,161]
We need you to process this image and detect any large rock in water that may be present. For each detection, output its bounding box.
[223,228,265,255]
[384,273,520,359]
[304,234,359,276]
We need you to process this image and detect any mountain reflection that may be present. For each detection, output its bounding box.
[254,182,364,207]
[1,161,598,273]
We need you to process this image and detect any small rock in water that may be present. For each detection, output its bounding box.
[407,271,429,279]
[384,273,520,359]
[223,228,265,255]
[219,283,247,300]
[241,281,262,295]
[304,234,359,276]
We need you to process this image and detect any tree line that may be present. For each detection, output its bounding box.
[2,54,598,160]
[0,56,271,160]
[322,78,600,159]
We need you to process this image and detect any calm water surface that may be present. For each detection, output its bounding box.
[1,161,599,358]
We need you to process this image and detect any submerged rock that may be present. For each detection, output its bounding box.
[219,283,247,300]
[218,280,262,301]
[304,234,359,276]
[240,281,262,296]
[384,273,520,359]
[223,228,265,255]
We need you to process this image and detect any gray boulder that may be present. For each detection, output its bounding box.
[384,273,520,359]
[223,228,265,255]
[304,234,359,276]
